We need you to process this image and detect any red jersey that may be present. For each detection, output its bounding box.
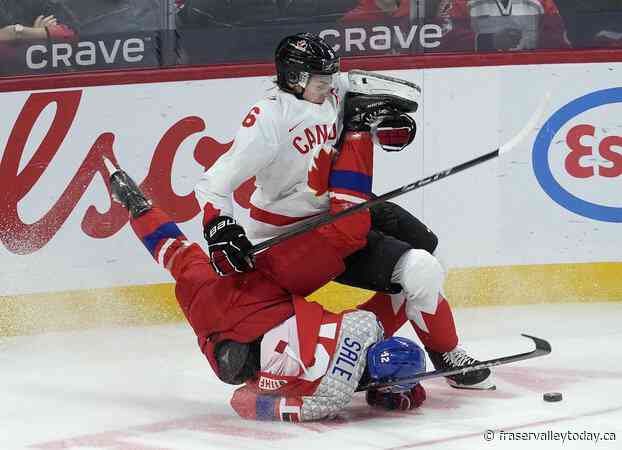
[230,302,383,422]
[438,0,568,51]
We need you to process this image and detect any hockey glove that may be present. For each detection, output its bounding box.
[205,216,255,276]
[366,384,426,411]
[374,113,417,152]
[230,387,304,422]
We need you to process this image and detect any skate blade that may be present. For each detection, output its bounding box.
[103,156,120,177]
[446,377,496,391]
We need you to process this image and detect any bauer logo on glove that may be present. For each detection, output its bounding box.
[205,216,255,276]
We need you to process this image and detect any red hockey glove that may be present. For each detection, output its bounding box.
[375,113,417,152]
[366,383,426,411]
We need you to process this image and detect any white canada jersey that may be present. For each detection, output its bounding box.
[195,74,350,241]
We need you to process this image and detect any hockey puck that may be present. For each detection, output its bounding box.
[543,392,563,402]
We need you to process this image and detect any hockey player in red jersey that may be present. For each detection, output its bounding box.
[195,32,494,390]
[437,0,568,52]
[230,317,427,422]
[104,159,426,422]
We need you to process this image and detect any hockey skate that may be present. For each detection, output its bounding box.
[427,347,495,390]
[104,157,151,218]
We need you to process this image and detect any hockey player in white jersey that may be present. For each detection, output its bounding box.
[195,33,348,244]
[195,32,494,390]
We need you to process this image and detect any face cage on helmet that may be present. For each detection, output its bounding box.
[286,70,311,90]
[278,53,340,93]
[284,69,337,94]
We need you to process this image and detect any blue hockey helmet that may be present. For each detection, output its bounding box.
[367,336,426,381]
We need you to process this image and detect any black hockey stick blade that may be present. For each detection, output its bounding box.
[357,334,552,392]
[248,94,550,256]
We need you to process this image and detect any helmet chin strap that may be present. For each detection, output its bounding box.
[286,71,310,100]
[297,72,310,89]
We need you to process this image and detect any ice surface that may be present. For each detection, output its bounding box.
[2,302,621,450]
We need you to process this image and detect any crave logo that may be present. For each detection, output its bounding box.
[532,88,622,222]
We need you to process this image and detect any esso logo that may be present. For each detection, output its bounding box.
[532,88,622,222]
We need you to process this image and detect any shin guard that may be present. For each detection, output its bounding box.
[410,295,458,353]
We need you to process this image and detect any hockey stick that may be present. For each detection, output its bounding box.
[249,94,550,256]
[356,333,552,392]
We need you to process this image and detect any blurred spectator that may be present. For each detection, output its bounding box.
[0,0,76,74]
[340,1,446,56]
[438,0,568,52]
[339,0,409,57]
[0,0,166,76]
[553,0,622,48]
[0,0,76,43]
[341,1,448,23]
[341,0,409,22]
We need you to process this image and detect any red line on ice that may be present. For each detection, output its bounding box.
[31,414,295,449]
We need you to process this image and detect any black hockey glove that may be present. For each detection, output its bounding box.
[205,216,255,276]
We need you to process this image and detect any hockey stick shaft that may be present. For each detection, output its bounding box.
[249,151,495,255]
[249,94,549,256]
[356,334,552,392]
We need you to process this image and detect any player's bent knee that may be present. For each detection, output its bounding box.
[396,249,445,315]
[432,243,448,279]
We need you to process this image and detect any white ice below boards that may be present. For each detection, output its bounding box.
[2,302,621,450]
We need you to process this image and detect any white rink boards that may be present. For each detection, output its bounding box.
[1,62,622,298]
